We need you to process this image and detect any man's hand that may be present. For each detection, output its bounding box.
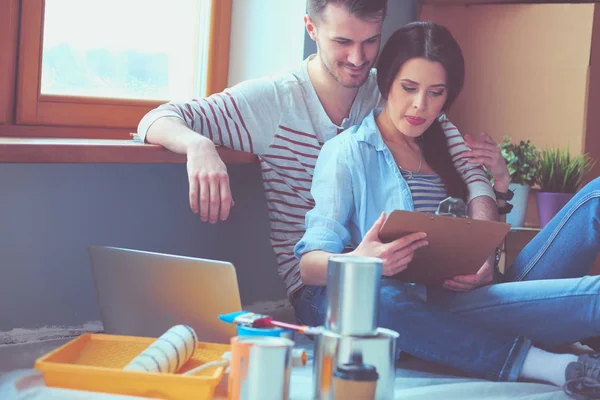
[464,132,510,190]
[186,140,234,223]
[443,252,495,292]
[350,213,429,277]
[144,117,235,223]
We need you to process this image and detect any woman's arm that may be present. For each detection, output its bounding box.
[294,138,357,284]
[299,250,340,286]
[299,213,429,286]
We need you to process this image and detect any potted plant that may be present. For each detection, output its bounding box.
[499,136,539,227]
[535,147,595,228]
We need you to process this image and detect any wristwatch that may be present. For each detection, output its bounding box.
[494,247,502,268]
[494,187,514,201]
[493,247,504,283]
[498,202,514,215]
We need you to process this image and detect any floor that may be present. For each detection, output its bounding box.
[0,332,315,399]
[0,300,299,376]
[0,327,310,377]
[0,311,585,400]
[1,338,574,400]
[0,338,70,375]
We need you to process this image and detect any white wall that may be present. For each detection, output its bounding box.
[228,0,307,85]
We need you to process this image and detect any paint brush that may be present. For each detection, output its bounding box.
[219,311,321,336]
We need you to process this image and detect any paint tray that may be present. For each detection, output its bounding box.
[35,333,230,400]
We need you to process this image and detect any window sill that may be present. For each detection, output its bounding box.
[0,137,259,164]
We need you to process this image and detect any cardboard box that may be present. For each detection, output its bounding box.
[422,0,599,5]
[504,228,600,275]
[419,2,600,178]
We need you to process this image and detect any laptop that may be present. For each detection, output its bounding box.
[88,245,240,344]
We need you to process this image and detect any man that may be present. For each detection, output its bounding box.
[137,0,499,302]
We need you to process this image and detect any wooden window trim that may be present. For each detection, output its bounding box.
[585,3,600,179]
[0,136,259,164]
[15,0,233,136]
[0,0,20,124]
[0,0,253,164]
[206,0,233,96]
[420,0,599,5]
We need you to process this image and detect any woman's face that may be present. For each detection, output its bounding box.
[383,57,448,139]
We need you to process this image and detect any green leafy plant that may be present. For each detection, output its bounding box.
[536,147,595,193]
[499,136,539,186]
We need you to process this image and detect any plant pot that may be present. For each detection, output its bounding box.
[505,183,530,227]
[536,191,575,229]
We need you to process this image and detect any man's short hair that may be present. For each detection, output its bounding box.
[307,0,387,22]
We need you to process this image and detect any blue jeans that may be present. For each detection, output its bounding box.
[292,177,600,382]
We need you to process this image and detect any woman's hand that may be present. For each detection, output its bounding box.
[349,213,429,277]
[464,132,510,190]
[443,253,495,291]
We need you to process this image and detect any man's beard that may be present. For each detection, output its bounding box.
[320,54,370,89]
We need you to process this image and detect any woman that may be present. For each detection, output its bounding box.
[294,21,600,398]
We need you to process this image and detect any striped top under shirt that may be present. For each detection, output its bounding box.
[400,170,448,213]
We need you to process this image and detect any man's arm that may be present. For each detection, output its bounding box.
[137,79,281,223]
[138,79,281,153]
[145,116,212,155]
[463,132,512,219]
[438,114,497,204]
[469,194,499,222]
[437,115,506,291]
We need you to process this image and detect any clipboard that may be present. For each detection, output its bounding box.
[378,210,511,285]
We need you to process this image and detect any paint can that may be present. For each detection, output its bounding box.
[228,336,295,400]
[313,327,398,400]
[326,256,382,336]
[237,324,293,339]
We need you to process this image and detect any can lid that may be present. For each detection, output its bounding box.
[333,361,378,382]
[328,255,383,265]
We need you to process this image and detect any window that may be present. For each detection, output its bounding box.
[40,0,209,101]
[5,0,232,136]
[0,0,19,125]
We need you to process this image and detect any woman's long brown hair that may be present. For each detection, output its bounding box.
[376,21,468,200]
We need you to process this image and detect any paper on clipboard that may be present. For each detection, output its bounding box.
[378,210,511,285]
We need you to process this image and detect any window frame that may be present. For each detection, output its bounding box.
[12,0,233,137]
[0,0,20,125]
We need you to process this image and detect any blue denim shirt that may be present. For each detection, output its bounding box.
[294,109,495,259]
[294,109,416,258]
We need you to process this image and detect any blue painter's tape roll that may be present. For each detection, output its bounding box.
[237,325,293,339]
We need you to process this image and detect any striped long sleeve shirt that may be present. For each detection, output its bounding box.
[137,56,495,298]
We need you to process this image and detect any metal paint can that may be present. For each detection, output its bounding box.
[237,324,293,339]
[326,256,382,336]
[313,327,399,400]
[228,336,295,400]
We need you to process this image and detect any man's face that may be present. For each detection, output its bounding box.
[306,4,383,88]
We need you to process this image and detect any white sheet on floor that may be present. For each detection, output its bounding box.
[0,369,150,399]
[0,362,573,400]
